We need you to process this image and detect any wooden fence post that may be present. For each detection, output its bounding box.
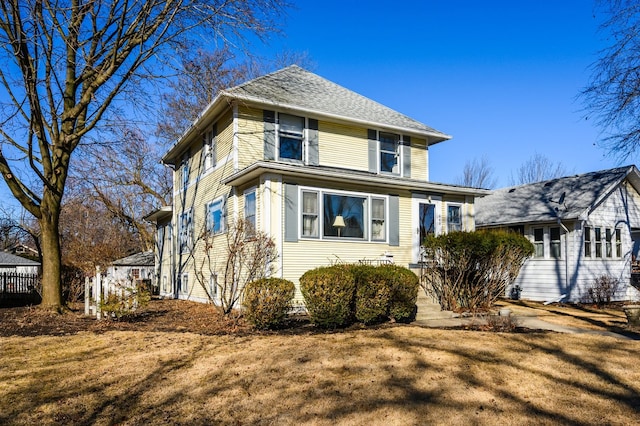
[96,266,102,320]
[84,276,90,315]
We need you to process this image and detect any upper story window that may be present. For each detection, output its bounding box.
[178,208,193,253]
[278,113,305,161]
[202,126,216,171]
[447,204,462,232]
[379,132,400,174]
[206,197,226,235]
[181,153,189,189]
[244,189,256,237]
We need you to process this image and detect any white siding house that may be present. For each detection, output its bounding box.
[476,166,640,303]
[0,251,40,275]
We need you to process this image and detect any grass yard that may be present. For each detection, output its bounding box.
[1,301,639,425]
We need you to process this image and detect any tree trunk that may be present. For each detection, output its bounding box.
[39,196,63,312]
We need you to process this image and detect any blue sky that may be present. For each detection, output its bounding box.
[0,1,622,214]
[256,0,619,187]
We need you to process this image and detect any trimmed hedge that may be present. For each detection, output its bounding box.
[301,264,419,327]
[243,278,295,330]
[352,265,392,325]
[300,265,356,328]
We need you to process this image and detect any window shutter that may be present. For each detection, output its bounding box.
[284,183,298,242]
[402,135,411,177]
[264,110,276,160]
[389,195,400,246]
[368,129,377,173]
[308,118,319,166]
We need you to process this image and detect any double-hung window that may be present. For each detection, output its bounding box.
[371,198,386,241]
[550,227,561,259]
[178,209,193,253]
[202,127,216,170]
[302,191,319,238]
[244,189,256,237]
[206,197,226,235]
[616,229,622,257]
[533,228,544,258]
[447,205,462,232]
[181,154,190,189]
[379,132,400,174]
[595,227,602,258]
[584,226,592,257]
[606,229,613,258]
[278,113,304,161]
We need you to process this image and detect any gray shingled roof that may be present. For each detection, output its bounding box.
[222,65,450,141]
[111,251,154,267]
[0,251,40,266]
[476,165,640,227]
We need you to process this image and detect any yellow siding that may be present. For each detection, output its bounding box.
[217,110,234,161]
[237,106,265,169]
[410,138,428,181]
[318,121,368,171]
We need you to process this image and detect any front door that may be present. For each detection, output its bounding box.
[412,196,441,263]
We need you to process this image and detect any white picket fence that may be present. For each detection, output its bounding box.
[84,267,142,319]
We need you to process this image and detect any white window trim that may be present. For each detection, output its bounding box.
[180,272,189,295]
[373,130,405,177]
[244,187,257,235]
[446,202,463,233]
[584,225,622,259]
[276,112,306,163]
[178,208,193,254]
[530,226,564,259]
[206,196,227,235]
[298,186,389,243]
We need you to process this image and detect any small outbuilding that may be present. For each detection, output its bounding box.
[106,251,155,286]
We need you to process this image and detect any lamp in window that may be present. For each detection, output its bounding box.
[333,215,346,237]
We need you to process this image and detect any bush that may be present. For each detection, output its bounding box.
[422,230,534,312]
[243,278,295,329]
[352,265,392,325]
[381,264,419,323]
[100,281,151,319]
[300,265,356,328]
[584,275,620,308]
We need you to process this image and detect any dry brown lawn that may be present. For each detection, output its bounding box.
[1,300,639,425]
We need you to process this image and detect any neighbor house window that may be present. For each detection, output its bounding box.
[302,191,319,238]
[584,226,592,258]
[244,189,256,236]
[131,268,140,280]
[371,198,386,241]
[533,228,544,257]
[447,204,462,233]
[550,227,561,259]
[202,127,216,170]
[379,132,400,174]
[616,229,622,257]
[595,227,602,258]
[606,229,613,258]
[178,209,193,253]
[278,113,304,161]
[206,197,226,235]
[323,193,366,239]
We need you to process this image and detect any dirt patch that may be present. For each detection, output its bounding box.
[0,299,255,337]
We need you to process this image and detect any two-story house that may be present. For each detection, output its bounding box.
[147,65,488,304]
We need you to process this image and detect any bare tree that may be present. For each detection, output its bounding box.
[455,156,497,188]
[0,0,287,311]
[509,153,568,185]
[194,218,278,315]
[582,0,640,160]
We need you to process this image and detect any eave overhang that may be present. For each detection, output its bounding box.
[222,161,489,197]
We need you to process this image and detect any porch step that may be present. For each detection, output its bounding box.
[415,292,455,320]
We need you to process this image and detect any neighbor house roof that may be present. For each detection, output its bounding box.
[476,165,640,227]
[111,251,155,267]
[164,65,451,163]
[0,251,40,266]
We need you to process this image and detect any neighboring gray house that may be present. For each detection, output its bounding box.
[0,251,40,275]
[476,165,640,303]
[106,251,155,284]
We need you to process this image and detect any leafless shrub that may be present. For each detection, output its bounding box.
[583,275,620,308]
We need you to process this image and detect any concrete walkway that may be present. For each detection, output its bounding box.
[414,298,639,340]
